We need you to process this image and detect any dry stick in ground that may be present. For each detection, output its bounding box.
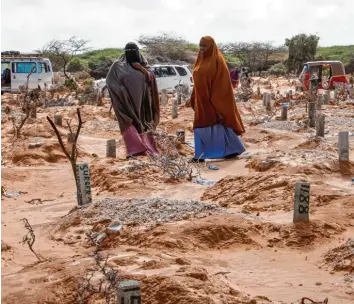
[11,66,36,138]
[77,232,120,304]
[46,108,83,204]
[25,198,55,205]
[133,127,200,181]
[20,218,43,261]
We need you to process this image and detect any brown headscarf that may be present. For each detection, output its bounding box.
[190,36,245,135]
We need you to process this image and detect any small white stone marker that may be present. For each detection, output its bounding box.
[106,139,116,158]
[161,89,168,106]
[293,181,310,223]
[323,91,330,105]
[338,131,349,161]
[75,163,92,206]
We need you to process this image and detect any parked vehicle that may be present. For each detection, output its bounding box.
[1,52,54,94]
[93,64,194,96]
[298,61,348,90]
[152,64,194,93]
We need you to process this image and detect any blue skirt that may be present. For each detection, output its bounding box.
[194,124,245,159]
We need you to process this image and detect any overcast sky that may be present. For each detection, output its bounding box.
[1,0,354,52]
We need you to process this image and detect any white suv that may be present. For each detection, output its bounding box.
[152,64,194,93]
[93,64,194,96]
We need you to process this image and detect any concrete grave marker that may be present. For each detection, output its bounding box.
[54,114,62,126]
[316,114,325,137]
[106,139,116,158]
[172,98,178,119]
[67,132,76,143]
[293,181,310,223]
[116,280,141,304]
[338,131,349,161]
[161,89,168,106]
[281,104,288,121]
[308,102,316,128]
[75,163,92,206]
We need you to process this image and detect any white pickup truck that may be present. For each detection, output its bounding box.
[94,64,194,96]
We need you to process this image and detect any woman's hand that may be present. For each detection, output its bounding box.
[131,63,152,83]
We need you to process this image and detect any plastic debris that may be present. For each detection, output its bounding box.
[192,178,216,186]
[208,165,219,170]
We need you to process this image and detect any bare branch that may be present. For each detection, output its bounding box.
[20,218,43,261]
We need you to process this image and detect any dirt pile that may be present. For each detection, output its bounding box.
[201,172,308,211]
[141,269,272,304]
[323,238,354,273]
[9,141,68,165]
[90,159,165,194]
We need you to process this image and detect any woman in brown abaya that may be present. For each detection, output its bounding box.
[190,36,246,161]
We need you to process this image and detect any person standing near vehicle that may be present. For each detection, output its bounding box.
[190,36,245,162]
[106,42,160,159]
[230,67,240,89]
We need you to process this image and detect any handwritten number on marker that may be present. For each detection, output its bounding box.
[299,193,309,204]
[298,205,309,214]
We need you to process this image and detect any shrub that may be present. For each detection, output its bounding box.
[268,63,287,76]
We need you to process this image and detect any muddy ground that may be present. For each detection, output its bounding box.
[1,79,354,304]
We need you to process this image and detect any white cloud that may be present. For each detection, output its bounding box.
[1,0,353,52]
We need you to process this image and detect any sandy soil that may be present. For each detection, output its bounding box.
[1,80,354,304]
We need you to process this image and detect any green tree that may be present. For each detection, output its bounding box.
[219,42,282,75]
[40,37,90,78]
[67,57,89,73]
[285,33,320,74]
[137,33,196,64]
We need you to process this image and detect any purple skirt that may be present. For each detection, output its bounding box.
[194,124,245,159]
[122,125,159,156]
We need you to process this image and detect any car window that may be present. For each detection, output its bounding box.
[175,66,187,76]
[15,62,37,73]
[37,62,46,73]
[153,67,161,78]
[161,66,177,77]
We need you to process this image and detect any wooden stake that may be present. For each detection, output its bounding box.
[338,131,349,161]
[106,139,116,158]
[54,114,62,126]
[293,181,310,223]
[257,87,260,96]
[161,89,168,106]
[172,98,178,119]
[308,102,316,128]
[316,114,325,137]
